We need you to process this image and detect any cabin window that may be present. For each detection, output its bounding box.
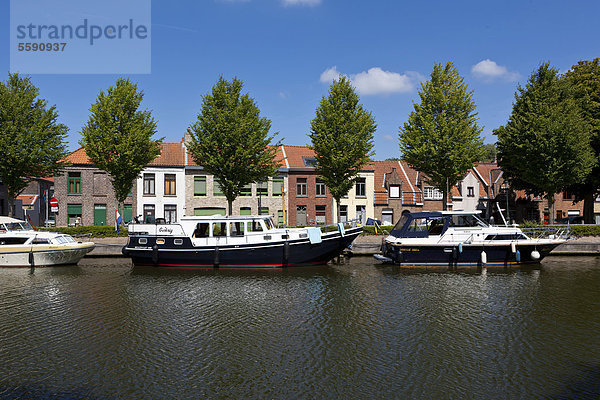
[272,177,284,196]
[174,239,183,245]
[450,215,487,227]
[212,222,227,237]
[485,234,527,241]
[0,237,29,245]
[156,239,165,245]
[194,176,207,196]
[164,174,176,196]
[193,223,210,238]
[143,173,155,195]
[139,238,147,244]
[248,220,264,232]
[68,172,81,195]
[229,222,245,237]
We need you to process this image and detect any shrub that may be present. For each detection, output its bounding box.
[38,225,129,237]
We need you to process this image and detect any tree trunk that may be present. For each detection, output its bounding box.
[228,200,233,216]
[7,195,15,218]
[583,192,595,224]
[548,194,555,225]
[442,189,448,211]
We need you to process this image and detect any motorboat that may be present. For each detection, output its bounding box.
[374,211,568,268]
[122,215,362,268]
[0,217,95,267]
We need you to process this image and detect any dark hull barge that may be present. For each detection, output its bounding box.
[123,215,361,268]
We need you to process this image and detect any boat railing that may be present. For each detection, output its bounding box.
[520,226,572,240]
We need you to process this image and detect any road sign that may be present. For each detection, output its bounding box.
[50,197,58,213]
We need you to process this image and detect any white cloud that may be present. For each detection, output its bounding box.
[383,134,395,142]
[319,66,423,96]
[281,0,321,6]
[472,59,520,82]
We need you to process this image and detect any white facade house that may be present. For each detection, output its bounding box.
[333,170,375,224]
[135,142,186,224]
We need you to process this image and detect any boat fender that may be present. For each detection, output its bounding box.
[458,243,463,253]
[515,249,521,262]
[452,247,458,259]
[511,242,517,253]
[152,245,158,265]
[214,247,220,268]
[283,241,289,267]
[29,250,35,267]
[481,250,487,265]
[531,250,540,260]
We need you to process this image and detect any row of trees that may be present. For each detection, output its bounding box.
[1,58,598,224]
[0,73,376,220]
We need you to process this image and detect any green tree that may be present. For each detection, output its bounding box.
[309,77,376,223]
[0,73,69,217]
[495,63,595,224]
[480,143,497,162]
[187,77,280,215]
[563,59,600,223]
[81,78,162,219]
[399,62,483,209]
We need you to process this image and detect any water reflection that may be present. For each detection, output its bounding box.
[0,257,598,399]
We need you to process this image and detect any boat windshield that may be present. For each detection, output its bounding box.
[6,222,32,231]
[449,214,488,228]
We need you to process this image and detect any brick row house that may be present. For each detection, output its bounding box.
[54,148,135,226]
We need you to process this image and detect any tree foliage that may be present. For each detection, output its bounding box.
[0,73,69,216]
[81,78,162,208]
[495,63,596,223]
[480,143,497,162]
[187,77,280,215]
[563,59,600,223]
[399,62,483,209]
[309,77,376,221]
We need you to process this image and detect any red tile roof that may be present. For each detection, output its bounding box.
[280,145,315,169]
[16,195,38,207]
[150,142,185,166]
[65,148,91,164]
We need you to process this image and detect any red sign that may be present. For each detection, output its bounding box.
[49,198,58,207]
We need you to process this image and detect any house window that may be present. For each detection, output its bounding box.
[241,184,252,196]
[67,203,82,226]
[340,205,348,223]
[467,187,475,197]
[194,176,206,196]
[68,172,81,195]
[562,190,575,200]
[356,206,365,223]
[277,210,284,226]
[424,186,443,200]
[164,174,176,196]
[389,185,400,198]
[164,205,177,224]
[297,178,307,197]
[272,177,284,196]
[240,207,252,216]
[315,205,326,225]
[257,181,268,197]
[143,173,155,196]
[143,204,155,223]
[316,179,326,197]
[214,181,224,196]
[356,178,366,197]
[382,209,393,225]
[259,207,269,215]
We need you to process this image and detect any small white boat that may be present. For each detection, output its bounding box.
[375,210,568,268]
[0,217,95,267]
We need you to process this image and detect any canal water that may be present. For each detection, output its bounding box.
[0,257,599,399]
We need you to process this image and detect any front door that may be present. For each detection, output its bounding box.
[296,205,307,226]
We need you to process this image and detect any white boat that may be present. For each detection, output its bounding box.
[375,210,568,268]
[123,215,362,268]
[0,217,95,267]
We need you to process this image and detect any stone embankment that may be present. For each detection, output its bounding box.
[82,235,600,257]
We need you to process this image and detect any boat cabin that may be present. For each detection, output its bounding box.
[389,211,489,238]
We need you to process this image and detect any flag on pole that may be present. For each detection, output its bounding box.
[115,209,123,233]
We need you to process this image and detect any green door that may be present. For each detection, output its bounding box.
[94,204,107,226]
[119,204,133,223]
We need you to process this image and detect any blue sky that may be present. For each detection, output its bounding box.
[2,0,599,160]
